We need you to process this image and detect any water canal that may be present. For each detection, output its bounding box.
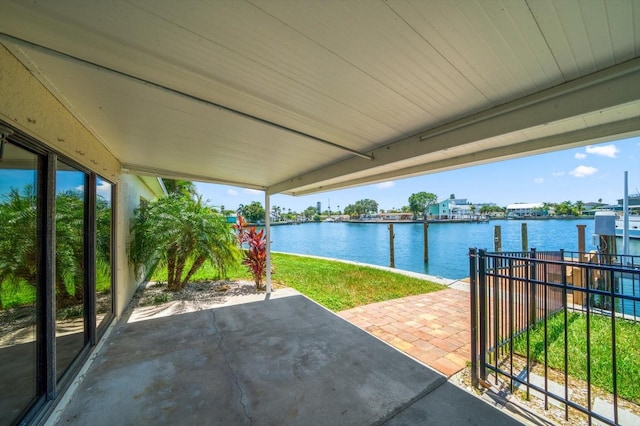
[269,219,640,280]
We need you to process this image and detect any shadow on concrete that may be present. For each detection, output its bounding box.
[55,293,519,425]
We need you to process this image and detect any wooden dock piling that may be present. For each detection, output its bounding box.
[388,224,395,268]
[423,221,429,263]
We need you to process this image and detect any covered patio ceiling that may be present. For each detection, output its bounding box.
[1,0,639,196]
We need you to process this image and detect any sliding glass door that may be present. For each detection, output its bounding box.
[0,129,116,424]
[0,141,39,424]
[55,160,87,380]
[96,177,114,334]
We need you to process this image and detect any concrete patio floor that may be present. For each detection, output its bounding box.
[50,288,519,425]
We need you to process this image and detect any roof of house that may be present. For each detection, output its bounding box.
[507,203,544,210]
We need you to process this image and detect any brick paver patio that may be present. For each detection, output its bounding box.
[338,288,471,377]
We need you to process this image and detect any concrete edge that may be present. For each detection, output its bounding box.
[479,384,556,426]
[44,319,118,426]
[372,375,448,426]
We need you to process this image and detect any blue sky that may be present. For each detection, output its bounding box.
[195,136,640,213]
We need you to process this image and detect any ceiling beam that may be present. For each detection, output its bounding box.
[268,58,640,195]
[120,163,267,191]
[0,31,374,161]
[285,117,640,195]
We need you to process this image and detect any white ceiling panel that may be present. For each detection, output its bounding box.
[0,0,638,196]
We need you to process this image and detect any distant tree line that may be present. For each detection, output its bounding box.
[231,195,608,222]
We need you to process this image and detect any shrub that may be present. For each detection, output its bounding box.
[234,214,268,289]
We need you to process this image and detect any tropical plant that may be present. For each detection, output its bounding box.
[343,203,357,218]
[129,193,239,291]
[0,186,37,309]
[408,192,438,219]
[343,199,379,218]
[162,179,197,198]
[234,214,268,289]
[303,206,318,220]
[554,200,577,216]
[479,204,504,215]
[55,190,86,306]
[0,185,105,309]
[271,205,282,222]
[237,201,265,223]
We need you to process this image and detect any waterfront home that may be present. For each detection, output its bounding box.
[1,1,638,424]
[506,202,546,217]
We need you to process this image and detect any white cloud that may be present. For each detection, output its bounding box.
[552,171,565,177]
[226,189,238,196]
[574,152,587,159]
[585,144,619,158]
[96,181,112,199]
[243,188,262,195]
[534,177,544,184]
[376,181,394,189]
[569,165,598,177]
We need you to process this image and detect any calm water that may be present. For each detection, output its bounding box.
[269,219,640,279]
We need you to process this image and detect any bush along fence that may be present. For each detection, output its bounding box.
[469,248,640,425]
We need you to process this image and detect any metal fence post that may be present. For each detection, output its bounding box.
[529,248,537,325]
[469,248,478,387]
[478,249,488,381]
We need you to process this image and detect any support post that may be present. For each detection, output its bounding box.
[577,224,586,259]
[388,224,395,268]
[494,225,502,252]
[521,223,528,253]
[265,192,272,294]
[423,221,429,263]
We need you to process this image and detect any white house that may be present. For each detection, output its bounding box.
[506,203,545,217]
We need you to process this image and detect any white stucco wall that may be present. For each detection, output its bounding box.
[1,43,162,317]
[115,174,164,315]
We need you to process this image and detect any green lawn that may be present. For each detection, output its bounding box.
[513,311,640,404]
[0,280,36,309]
[2,253,446,312]
[153,252,446,311]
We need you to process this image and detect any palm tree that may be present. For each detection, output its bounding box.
[162,179,197,198]
[55,190,86,306]
[0,186,88,309]
[0,186,37,309]
[129,193,239,291]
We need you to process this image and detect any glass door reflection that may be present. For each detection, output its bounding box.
[0,141,39,424]
[55,161,87,380]
[96,177,113,332]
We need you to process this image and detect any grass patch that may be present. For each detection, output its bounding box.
[1,280,36,309]
[152,253,446,311]
[513,311,640,404]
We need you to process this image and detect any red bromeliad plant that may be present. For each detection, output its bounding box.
[234,214,268,289]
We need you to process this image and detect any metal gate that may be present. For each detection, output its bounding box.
[470,248,640,425]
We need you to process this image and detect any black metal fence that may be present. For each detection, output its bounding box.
[469,248,640,425]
